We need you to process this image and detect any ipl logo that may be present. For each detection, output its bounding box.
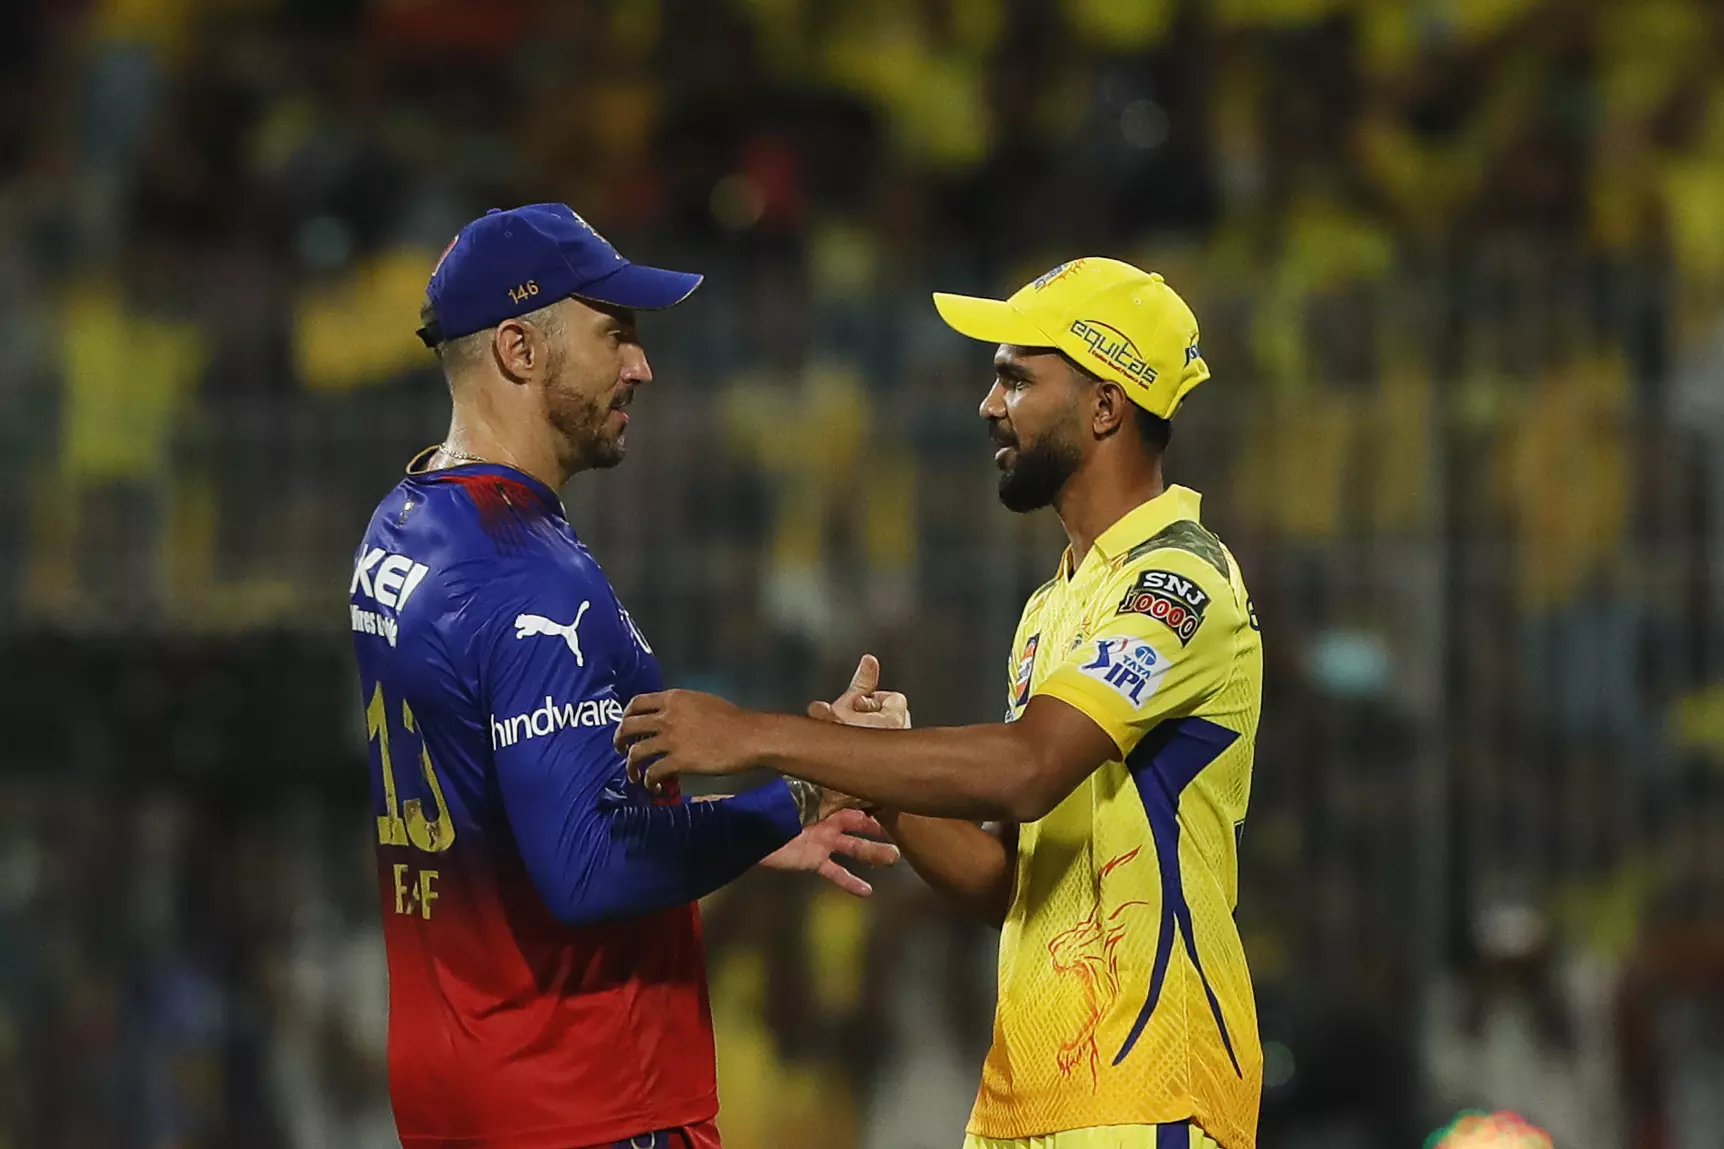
[1078,637,1165,706]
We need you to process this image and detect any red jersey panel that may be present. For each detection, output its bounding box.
[378,846,717,1148]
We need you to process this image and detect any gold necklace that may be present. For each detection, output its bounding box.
[438,443,492,465]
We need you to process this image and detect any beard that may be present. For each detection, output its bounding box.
[583,409,627,470]
[996,426,1082,512]
[547,369,628,472]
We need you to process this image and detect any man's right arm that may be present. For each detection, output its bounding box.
[876,813,1016,927]
[814,654,1016,927]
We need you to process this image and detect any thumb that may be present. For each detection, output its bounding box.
[807,700,837,722]
[849,653,881,696]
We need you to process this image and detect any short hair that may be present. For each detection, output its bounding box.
[420,295,484,375]
[419,295,565,381]
[1058,351,1173,454]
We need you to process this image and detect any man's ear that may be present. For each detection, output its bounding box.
[493,318,537,383]
[1091,379,1133,439]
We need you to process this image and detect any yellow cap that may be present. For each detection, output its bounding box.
[932,257,1210,419]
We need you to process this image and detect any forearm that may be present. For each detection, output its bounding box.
[748,714,1044,821]
[519,779,802,927]
[878,812,1015,927]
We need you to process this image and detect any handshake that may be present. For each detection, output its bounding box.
[778,653,910,895]
[616,654,910,794]
[615,654,912,898]
[801,652,911,809]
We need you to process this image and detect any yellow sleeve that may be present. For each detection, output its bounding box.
[1033,549,1238,755]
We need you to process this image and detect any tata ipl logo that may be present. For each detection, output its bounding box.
[1079,636,1163,706]
[1069,318,1158,384]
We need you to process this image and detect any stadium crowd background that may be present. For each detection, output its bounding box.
[1,0,1724,1146]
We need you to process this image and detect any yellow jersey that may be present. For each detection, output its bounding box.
[970,485,1263,1148]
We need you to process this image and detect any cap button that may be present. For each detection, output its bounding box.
[487,208,503,215]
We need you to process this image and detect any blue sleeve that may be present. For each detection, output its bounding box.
[476,570,801,927]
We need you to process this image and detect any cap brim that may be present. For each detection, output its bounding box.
[574,262,704,311]
[932,293,1054,346]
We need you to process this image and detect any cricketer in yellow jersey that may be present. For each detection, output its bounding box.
[615,258,1263,1149]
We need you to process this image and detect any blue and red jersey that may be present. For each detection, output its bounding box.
[349,453,800,1149]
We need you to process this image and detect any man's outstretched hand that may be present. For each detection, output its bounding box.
[759,808,900,897]
[618,655,912,790]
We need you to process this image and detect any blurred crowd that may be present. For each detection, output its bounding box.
[4,0,1724,1146]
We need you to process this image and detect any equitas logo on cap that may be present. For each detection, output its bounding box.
[932,257,1210,419]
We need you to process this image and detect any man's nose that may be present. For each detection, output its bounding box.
[623,346,653,384]
[979,380,1007,420]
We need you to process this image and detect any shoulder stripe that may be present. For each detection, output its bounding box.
[434,473,561,555]
[1123,520,1230,581]
[1023,575,1061,612]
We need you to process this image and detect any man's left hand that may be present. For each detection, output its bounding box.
[759,808,899,897]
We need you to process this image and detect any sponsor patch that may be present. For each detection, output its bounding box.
[1078,636,1169,707]
[1116,568,1210,645]
[351,547,431,611]
[1013,633,1040,708]
[350,605,399,647]
[1069,318,1157,385]
[491,695,625,748]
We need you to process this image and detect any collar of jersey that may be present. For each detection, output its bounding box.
[1064,484,1202,576]
[403,445,567,518]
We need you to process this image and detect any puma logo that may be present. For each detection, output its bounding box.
[514,604,592,665]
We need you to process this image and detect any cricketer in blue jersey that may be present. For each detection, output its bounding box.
[349,204,895,1149]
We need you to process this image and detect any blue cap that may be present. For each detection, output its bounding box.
[417,204,703,347]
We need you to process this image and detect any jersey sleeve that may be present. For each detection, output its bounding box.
[474,566,801,927]
[1033,548,1240,756]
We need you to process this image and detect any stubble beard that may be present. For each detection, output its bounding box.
[548,368,626,474]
